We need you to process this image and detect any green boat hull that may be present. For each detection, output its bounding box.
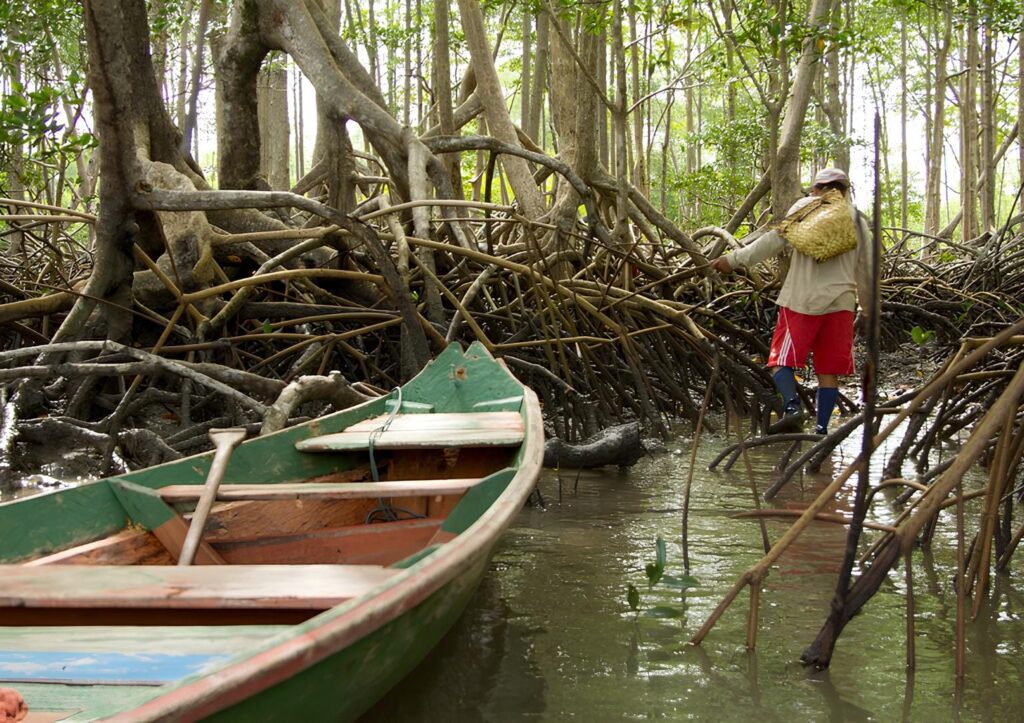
[210,549,490,722]
[0,342,543,721]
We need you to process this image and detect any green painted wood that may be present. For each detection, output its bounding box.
[0,481,126,563]
[383,400,434,413]
[389,544,443,569]
[471,395,524,411]
[440,468,517,536]
[203,552,492,723]
[10,681,154,719]
[395,342,528,414]
[109,481,175,530]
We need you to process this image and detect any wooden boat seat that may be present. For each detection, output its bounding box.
[295,411,524,452]
[157,478,485,502]
[0,564,398,624]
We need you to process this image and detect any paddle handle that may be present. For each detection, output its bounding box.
[178,427,247,566]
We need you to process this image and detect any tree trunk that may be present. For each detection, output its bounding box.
[979,25,996,233]
[8,22,26,258]
[771,0,835,216]
[822,1,848,171]
[527,13,548,146]
[959,1,979,241]
[181,0,214,157]
[685,0,696,212]
[77,0,186,346]
[545,9,601,276]
[217,3,268,191]
[543,422,645,468]
[598,26,609,168]
[456,0,546,220]
[521,8,532,131]
[434,0,462,194]
[257,59,291,191]
[612,0,634,284]
[548,11,600,214]
[309,0,357,212]
[899,20,908,229]
[923,1,951,236]
[629,0,645,198]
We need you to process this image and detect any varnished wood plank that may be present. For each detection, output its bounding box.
[215,517,445,565]
[344,411,523,433]
[296,412,524,451]
[157,478,483,502]
[150,516,226,565]
[201,498,381,542]
[110,481,224,564]
[24,529,173,567]
[295,428,523,451]
[0,564,398,610]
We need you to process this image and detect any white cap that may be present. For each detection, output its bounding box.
[812,167,850,188]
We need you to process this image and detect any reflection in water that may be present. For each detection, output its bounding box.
[364,573,546,721]
[808,669,876,721]
[359,428,1024,720]
[371,431,1024,721]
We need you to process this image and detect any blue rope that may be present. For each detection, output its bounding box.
[365,387,425,523]
[368,387,402,483]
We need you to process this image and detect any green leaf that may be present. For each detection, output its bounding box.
[655,536,667,569]
[261,320,273,334]
[645,562,663,588]
[910,326,934,346]
[627,583,640,612]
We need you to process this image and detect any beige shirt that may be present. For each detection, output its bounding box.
[724,197,873,315]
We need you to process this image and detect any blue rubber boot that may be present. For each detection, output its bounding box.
[767,368,805,434]
[815,387,839,435]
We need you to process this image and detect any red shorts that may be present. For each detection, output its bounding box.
[767,307,854,375]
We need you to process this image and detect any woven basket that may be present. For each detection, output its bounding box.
[776,188,857,262]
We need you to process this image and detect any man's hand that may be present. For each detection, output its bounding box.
[854,311,866,336]
[710,256,733,274]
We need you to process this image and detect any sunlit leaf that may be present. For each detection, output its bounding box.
[910,325,934,346]
[645,562,663,588]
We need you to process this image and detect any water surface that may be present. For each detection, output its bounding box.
[368,426,1024,721]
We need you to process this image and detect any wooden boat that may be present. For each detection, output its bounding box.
[0,342,543,721]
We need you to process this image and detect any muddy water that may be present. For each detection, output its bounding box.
[368,427,1024,721]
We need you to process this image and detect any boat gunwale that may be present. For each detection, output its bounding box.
[99,355,544,721]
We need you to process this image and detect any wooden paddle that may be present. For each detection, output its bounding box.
[178,427,247,566]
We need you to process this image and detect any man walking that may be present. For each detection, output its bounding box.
[710,168,873,435]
